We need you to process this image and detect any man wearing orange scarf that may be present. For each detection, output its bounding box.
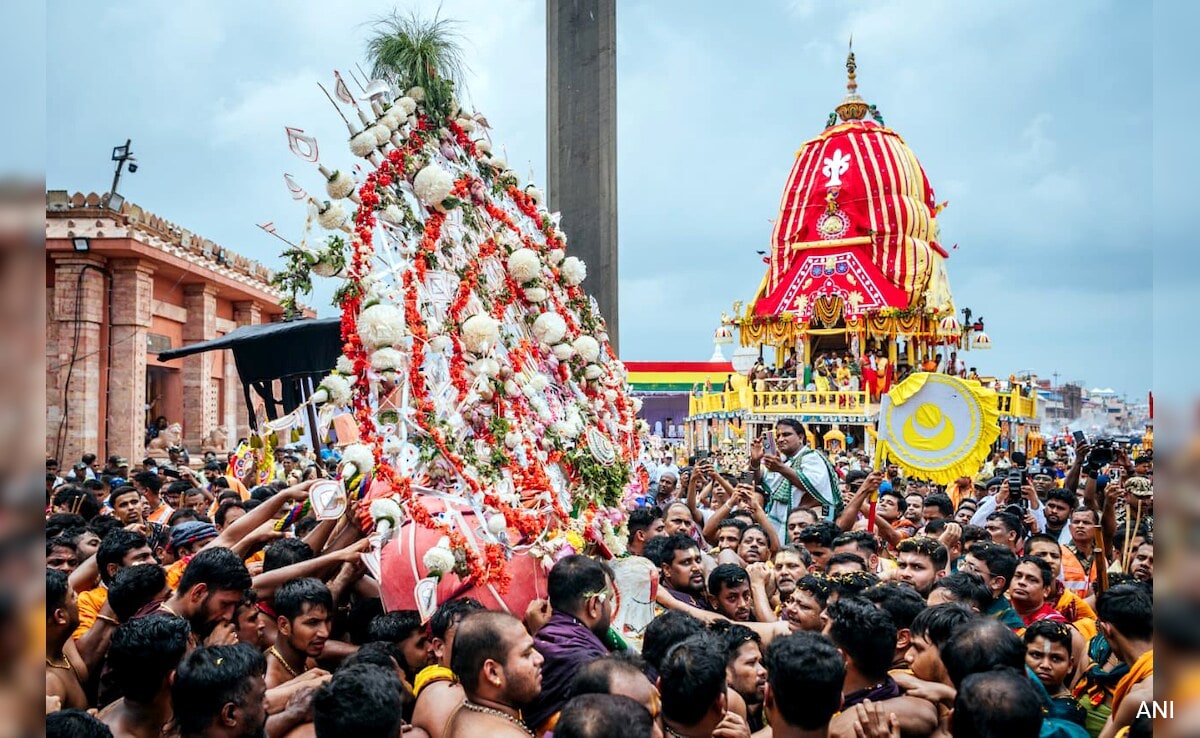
[1096,583,1152,738]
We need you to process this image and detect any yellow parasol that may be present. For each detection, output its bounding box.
[874,373,1000,485]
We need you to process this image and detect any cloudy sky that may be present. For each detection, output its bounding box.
[45,0,1155,398]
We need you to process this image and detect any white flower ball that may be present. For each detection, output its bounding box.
[529,374,550,392]
[427,334,452,354]
[457,117,477,132]
[317,373,353,406]
[487,514,508,535]
[475,140,493,156]
[341,443,375,477]
[584,364,603,380]
[507,248,541,284]
[547,248,565,266]
[461,314,501,354]
[504,431,521,449]
[326,171,355,200]
[406,86,426,102]
[423,545,455,576]
[471,358,498,378]
[350,131,378,157]
[335,355,355,375]
[573,335,601,363]
[523,287,549,303]
[379,111,402,132]
[487,156,508,171]
[358,303,405,350]
[532,313,567,345]
[524,186,544,206]
[603,389,618,402]
[379,204,404,225]
[560,256,587,286]
[370,347,405,374]
[503,379,520,397]
[368,124,391,147]
[552,343,575,361]
[413,163,455,208]
[317,202,347,230]
[632,397,643,413]
[396,96,417,115]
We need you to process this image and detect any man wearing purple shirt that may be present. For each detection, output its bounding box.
[524,555,616,733]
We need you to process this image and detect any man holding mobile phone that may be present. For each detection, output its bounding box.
[749,419,841,541]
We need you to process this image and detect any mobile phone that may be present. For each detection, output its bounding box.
[161,468,181,479]
[762,431,778,458]
[1072,430,1087,445]
[695,450,711,462]
[739,471,755,485]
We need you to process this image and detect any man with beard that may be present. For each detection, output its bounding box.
[172,644,269,738]
[895,536,948,597]
[233,591,268,650]
[1129,541,1153,583]
[746,546,812,620]
[526,555,615,733]
[156,546,251,647]
[447,612,544,738]
[412,599,487,738]
[47,569,87,710]
[266,578,332,688]
[785,507,819,545]
[708,564,753,622]
[1007,556,1068,627]
[657,472,679,504]
[710,518,748,554]
[1042,488,1078,544]
[99,615,191,738]
[714,624,768,731]
[831,531,888,578]
[657,534,710,610]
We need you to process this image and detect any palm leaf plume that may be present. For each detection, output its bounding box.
[365,9,468,118]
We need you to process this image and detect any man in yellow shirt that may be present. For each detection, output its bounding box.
[72,529,155,639]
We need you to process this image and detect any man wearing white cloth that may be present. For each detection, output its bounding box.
[750,418,842,540]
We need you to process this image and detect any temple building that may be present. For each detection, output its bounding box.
[45,190,308,466]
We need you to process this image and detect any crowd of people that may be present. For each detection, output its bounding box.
[44,417,1155,738]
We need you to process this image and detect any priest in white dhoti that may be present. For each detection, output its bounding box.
[750,418,842,540]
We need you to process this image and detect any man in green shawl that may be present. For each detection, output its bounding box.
[750,419,842,540]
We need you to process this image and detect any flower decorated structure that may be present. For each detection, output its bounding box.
[295,74,639,592]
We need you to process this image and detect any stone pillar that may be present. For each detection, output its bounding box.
[232,301,262,440]
[108,259,155,465]
[547,0,619,351]
[182,284,218,452]
[48,255,107,465]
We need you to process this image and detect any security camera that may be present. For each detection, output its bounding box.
[127,162,138,173]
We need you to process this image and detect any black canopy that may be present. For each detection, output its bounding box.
[158,318,342,430]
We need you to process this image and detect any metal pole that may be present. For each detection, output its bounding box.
[110,138,131,197]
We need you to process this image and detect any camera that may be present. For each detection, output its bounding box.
[1083,438,1115,477]
[1007,468,1027,506]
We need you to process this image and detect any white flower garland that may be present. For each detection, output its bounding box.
[370,347,405,375]
[315,373,353,406]
[317,202,347,230]
[350,131,378,157]
[573,335,601,363]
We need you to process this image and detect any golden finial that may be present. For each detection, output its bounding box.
[835,37,869,123]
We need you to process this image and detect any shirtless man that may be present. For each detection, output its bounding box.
[444,612,543,738]
[266,578,333,689]
[411,598,486,738]
[46,569,88,710]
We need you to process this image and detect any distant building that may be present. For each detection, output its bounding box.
[45,190,308,466]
